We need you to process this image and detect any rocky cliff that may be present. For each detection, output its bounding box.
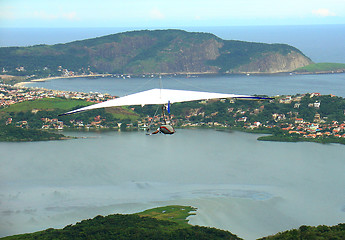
[233,51,313,73]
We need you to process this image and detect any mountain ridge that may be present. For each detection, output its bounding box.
[0,29,312,75]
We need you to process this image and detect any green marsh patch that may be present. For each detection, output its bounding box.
[137,205,197,226]
[295,62,345,72]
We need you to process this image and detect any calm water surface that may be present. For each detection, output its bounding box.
[1,130,345,239]
[28,73,345,97]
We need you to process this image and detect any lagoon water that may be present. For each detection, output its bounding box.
[1,129,345,239]
[28,73,345,98]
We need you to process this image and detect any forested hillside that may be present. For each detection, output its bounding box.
[1,210,242,240]
[0,30,312,76]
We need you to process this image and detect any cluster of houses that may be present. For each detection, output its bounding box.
[6,114,110,130]
[1,84,116,130]
[0,84,115,108]
[57,66,95,77]
[2,65,93,77]
[175,93,345,139]
[39,115,109,130]
[41,118,64,130]
[1,84,345,139]
[280,121,345,139]
[242,93,345,139]
[0,85,46,106]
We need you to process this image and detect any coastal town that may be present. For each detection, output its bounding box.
[0,83,115,106]
[1,83,345,142]
[179,93,345,140]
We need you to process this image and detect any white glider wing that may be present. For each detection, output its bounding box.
[59,88,271,116]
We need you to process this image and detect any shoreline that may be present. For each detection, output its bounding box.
[13,74,113,87]
[12,71,345,88]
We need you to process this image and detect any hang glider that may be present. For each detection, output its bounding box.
[59,88,272,116]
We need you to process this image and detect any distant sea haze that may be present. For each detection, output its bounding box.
[0,25,345,63]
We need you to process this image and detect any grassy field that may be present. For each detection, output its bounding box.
[105,106,140,121]
[1,98,92,113]
[137,205,197,227]
[1,98,139,120]
[294,62,345,72]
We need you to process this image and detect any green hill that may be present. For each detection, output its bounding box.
[0,29,312,75]
[259,224,345,240]
[2,205,344,240]
[1,206,242,240]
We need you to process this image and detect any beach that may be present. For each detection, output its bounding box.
[13,74,113,88]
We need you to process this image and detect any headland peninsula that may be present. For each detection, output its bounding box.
[0,29,314,78]
[1,29,345,87]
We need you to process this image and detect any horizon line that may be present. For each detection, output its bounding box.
[1,23,345,29]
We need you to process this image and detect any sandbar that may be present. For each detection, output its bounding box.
[13,74,112,88]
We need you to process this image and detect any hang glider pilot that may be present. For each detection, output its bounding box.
[147,104,175,135]
[149,124,175,135]
[58,88,272,135]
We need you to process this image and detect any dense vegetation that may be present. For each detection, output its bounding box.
[0,124,66,141]
[2,205,344,240]
[259,224,345,240]
[0,29,311,76]
[209,40,301,72]
[294,62,345,73]
[257,132,345,144]
[1,206,242,240]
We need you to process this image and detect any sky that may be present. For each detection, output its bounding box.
[1,0,345,28]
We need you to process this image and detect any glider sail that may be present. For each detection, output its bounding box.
[59,88,271,116]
